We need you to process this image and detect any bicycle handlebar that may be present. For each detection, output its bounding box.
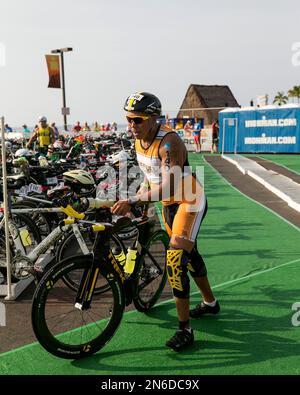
[61,205,85,219]
[55,199,115,220]
[87,198,115,209]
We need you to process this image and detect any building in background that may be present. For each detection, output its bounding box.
[177,84,240,126]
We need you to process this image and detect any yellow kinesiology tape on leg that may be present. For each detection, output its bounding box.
[166,249,184,292]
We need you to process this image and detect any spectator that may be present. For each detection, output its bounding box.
[166,119,173,130]
[92,122,100,132]
[22,124,31,133]
[111,122,118,132]
[193,117,202,153]
[211,119,219,153]
[183,121,194,150]
[183,120,193,134]
[72,121,82,133]
[5,124,13,133]
[82,122,91,132]
[104,123,111,132]
[51,122,59,140]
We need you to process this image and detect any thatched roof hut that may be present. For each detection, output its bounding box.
[177,84,240,125]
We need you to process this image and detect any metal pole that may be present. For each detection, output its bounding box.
[1,117,12,300]
[60,52,68,131]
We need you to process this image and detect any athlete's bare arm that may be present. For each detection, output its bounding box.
[144,132,186,202]
[112,133,187,215]
[136,175,150,196]
[27,132,38,147]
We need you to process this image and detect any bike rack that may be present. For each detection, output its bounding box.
[0,277,33,300]
[0,253,54,300]
[1,116,13,300]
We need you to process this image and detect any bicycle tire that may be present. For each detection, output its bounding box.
[0,213,42,282]
[56,231,125,294]
[32,255,125,359]
[12,201,52,237]
[133,229,169,312]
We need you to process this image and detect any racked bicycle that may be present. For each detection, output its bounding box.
[31,198,169,359]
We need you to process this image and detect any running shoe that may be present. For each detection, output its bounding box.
[165,328,194,351]
[190,300,220,318]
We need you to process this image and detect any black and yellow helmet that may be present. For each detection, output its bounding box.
[124,92,161,116]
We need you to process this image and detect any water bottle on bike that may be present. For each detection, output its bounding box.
[124,241,140,275]
[112,245,126,266]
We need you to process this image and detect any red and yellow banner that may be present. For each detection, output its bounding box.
[45,54,61,88]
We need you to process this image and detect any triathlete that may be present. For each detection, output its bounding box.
[112,92,220,351]
[27,116,55,156]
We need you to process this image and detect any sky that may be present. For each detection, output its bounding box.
[0,0,300,128]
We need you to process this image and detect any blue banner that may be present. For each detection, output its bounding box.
[219,107,300,153]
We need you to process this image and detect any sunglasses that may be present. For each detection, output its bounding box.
[126,116,149,125]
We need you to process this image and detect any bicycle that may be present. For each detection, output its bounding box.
[31,199,169,359]
[1,203,124,294]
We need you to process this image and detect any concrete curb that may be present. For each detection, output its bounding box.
[222,154,300,213]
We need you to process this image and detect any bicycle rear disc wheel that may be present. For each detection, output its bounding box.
[133,229,169,312]
[32,255,125,359]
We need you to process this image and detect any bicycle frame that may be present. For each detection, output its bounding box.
[74,215,163,310]
[0,207,91,277]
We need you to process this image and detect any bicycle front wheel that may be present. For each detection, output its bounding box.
[32,255,125,359]
[56,231,125,295]
[133,229,169,312]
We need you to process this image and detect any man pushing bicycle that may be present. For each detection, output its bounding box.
[112,92,220,351]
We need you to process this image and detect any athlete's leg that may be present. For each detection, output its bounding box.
[165,239,194,351]
[170,200,219,312]
[167,237,193,323]
[170,228,215,308]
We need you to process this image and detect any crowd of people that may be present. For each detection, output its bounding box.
[4,120,118,134]
[183,118,219,153]
[5,116,219,153]
[6,116,119,157]
[72,121,118,133]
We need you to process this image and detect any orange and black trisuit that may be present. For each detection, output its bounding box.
[135,125,208,298]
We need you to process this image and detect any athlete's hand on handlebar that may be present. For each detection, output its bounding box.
[111,200,132,216]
